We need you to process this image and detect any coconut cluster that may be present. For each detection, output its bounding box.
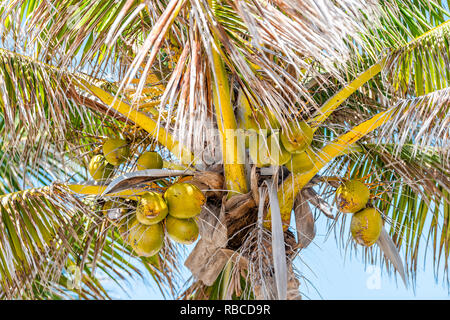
[90,138,204,257]
[246,118,316,174]
[88,137,164,181]
[335,179,382,247]
[104,183,205,257]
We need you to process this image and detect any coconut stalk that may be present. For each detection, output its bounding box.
[209,28,248,197]
[76,79,195,165]
[309,59,385,130]
[309,20,450,130]
[67,183,149,201]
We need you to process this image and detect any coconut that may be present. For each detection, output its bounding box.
[129,220,164,257]
[164,183,206,219]
[237,96,280,148]
[280,120,313,154]
[254,109,281,133]
[248,133,268,167]
[102,138,130,165]
[88,155,114,181]
[137,151,163,170]
[335,180,370,213]
[285,147,316,174]
[136,192,168,225]
[102,200,128,220]
[249,132,291,167]
[350,207,383,247]
[117,216,136,244]
[165,215,199,245]
[237,101,280,135]
[263,132,292,166]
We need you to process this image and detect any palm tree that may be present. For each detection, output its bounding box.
[0,0,448,299]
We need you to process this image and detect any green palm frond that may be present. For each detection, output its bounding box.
[383,20,450,97]
[0,48,155,180]
[361,0,450,57]
[0,182,181,299]
[376,87,449,160]
[314,83,449,165]
[0,184,90,298]
[1,0,152,74]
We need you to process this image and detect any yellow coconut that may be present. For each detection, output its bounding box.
[263,132,292,166]
[350,207,383,247]
[129,220,164,257]
[136,192,168,225]
[249,132,291,167]
[237,94,280,135]
[280,120,313,154]
[88,154,114,181]
[117,216,136,244]
[285,147,316,174]
[248,133,269,167]
[137,151,163,170]
[102,200,129,220]
[102,138,130,165]
[164,183,206,219]
[165,215,199,245]
[335,180,370,213]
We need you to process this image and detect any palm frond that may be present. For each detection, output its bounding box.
[383,20,450,97]
[0,183,92,298]
[377,87,450,161]
[0,0,151,77]
[0,181,182,299]
[361,0,450,58]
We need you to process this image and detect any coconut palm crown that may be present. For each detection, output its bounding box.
[0,0,448,299]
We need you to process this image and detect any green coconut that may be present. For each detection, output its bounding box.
[237,94,280,148]
[254,109,281,133]
[248,133,269,167]
[136,192,168,225]
[263,132,292,166]
[335,180,370,213]
[237,96,280,135]
[165,215,199,245]
[117,216,136,244]
[137,151,163,170]
[280,120,313,154]
[129,220,164,257]
[164,183,206,219]
[249,132,291,167]
[102,138,130,165]
[102,200,129,219]
[350,207,383,247]
[285,147,316,174]
[88,154,114,181]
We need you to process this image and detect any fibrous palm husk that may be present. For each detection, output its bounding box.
[253,262,301,300]
[294,193,316,249]
[185,183,299,297]
[190,171,225,198]
[185,192,256,285]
